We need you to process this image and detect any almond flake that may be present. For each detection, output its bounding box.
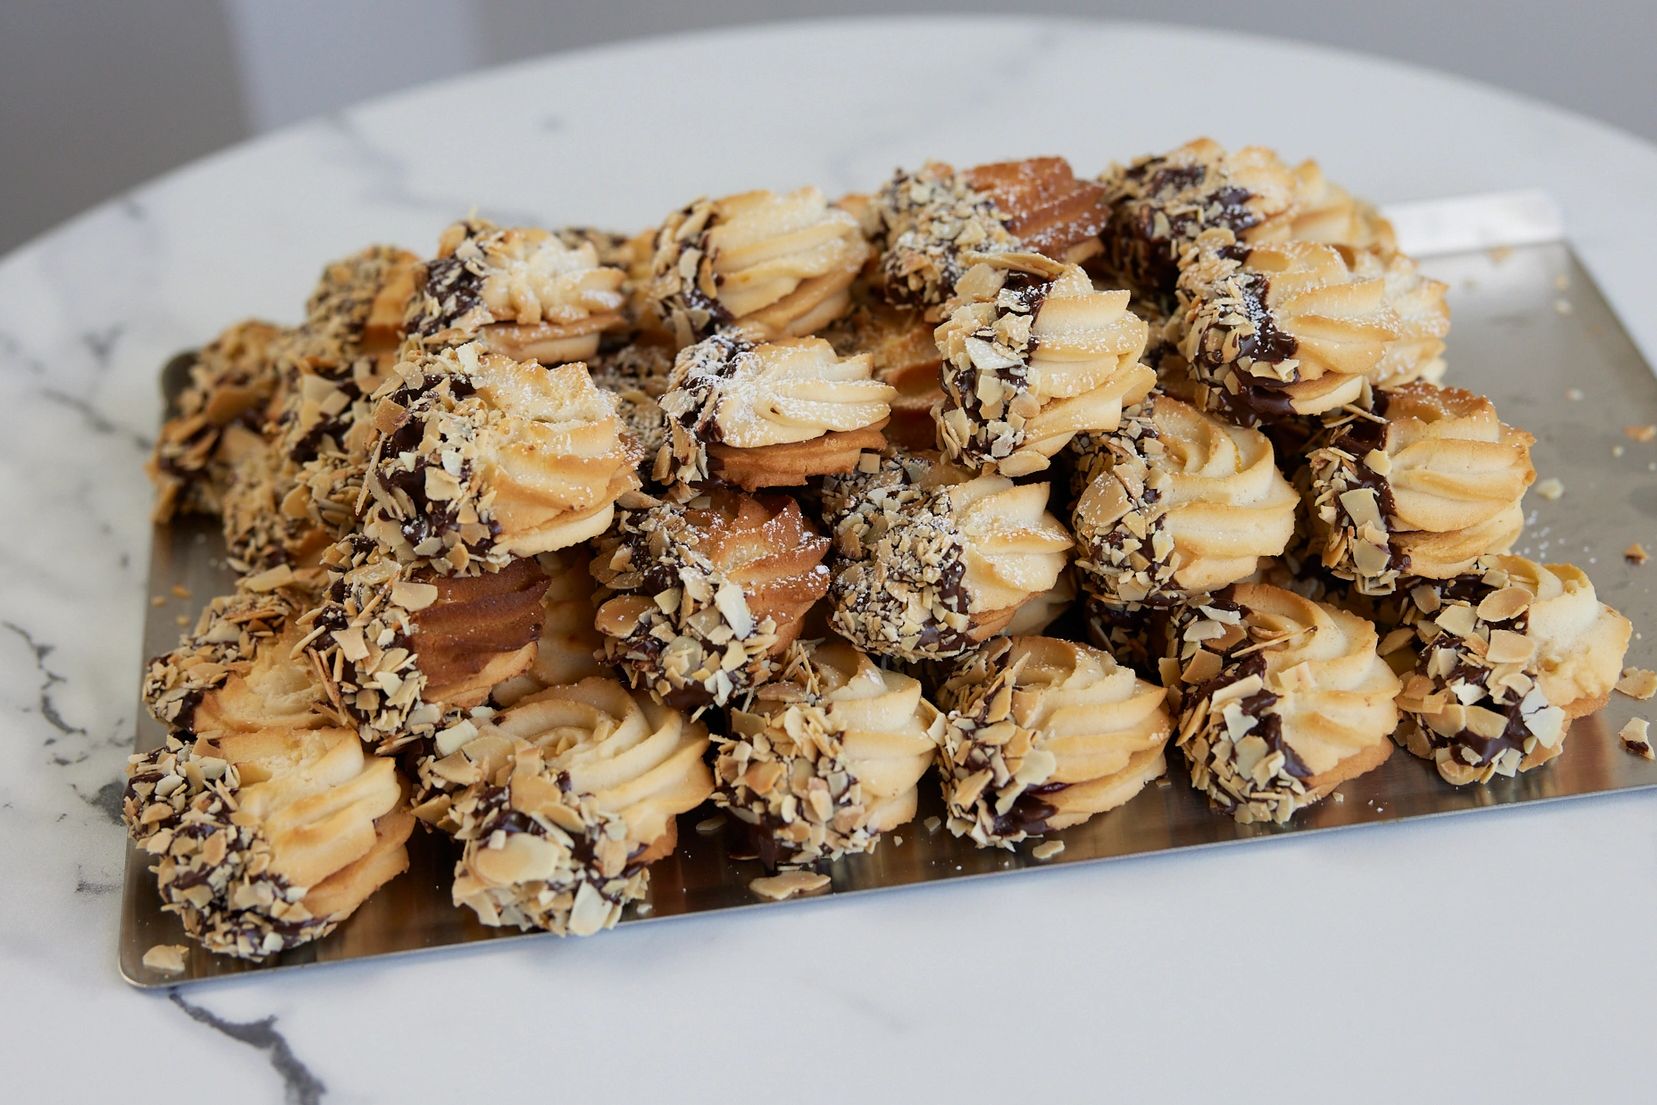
[1615,668,1657,701]
[749,871,831,901]
[1619,718,1653,760]
[1339,486,1384,529]
[242,564,296,592]
[1477,587,1532,623]
[390,580,439,611]
[1434,603,1478,638]
[1486,629,1534,665]
[141,944,188,974]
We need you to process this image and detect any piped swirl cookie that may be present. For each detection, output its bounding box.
[588,339,676,478]
[489,547,607,707]
[1005,565,1079,637]
[143,583,319,737]
[1391,555,1631,784]
[1165,583,1399,824]
[1305,383,1534,594]
[716,640,944,866]
[871,157,1108,311]
[828,472,1072,662]
[935,636,1171,847]
[405,219,628,364]
[416,675,712,851]
[150,319,292,522]
[361,342,638,569]
[825,300,945,451]
[448,721,700,936]
[655,333,894,492]
[1098,138,1395,299]
[646,187,868,346]
[123,728,413,960]
[1176,242,1449,422]
[212,245,423,574]
[591,490,831,708]
[933,253,1154,476]
[814,446,945,550]
[300,243,422,369]
[1071,394,1298,608]
[169,242,414,538]
[299,540,552,753]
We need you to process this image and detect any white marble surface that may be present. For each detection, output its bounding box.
[2,17,1654,1104]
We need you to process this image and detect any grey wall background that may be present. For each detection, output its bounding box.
[3,0,1653,254]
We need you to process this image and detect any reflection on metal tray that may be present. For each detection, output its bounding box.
[120,192,1657,988]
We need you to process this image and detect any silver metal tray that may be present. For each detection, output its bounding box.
[120,192,1657,988]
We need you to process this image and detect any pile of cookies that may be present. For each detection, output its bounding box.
[128,140,1644,961]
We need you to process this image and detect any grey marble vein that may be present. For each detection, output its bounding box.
[80,323,124,373]
[320,111,544,229]
[0,328,47,376]
[169,992,327,1105]
[74,866,119,895]
[36,387,153,452]
[3,620,85,739]
[80,778,125,826]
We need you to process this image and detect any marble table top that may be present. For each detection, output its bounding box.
[2,16,1653,1104]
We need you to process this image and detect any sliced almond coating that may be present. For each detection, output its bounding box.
[1030,840,1066,861]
